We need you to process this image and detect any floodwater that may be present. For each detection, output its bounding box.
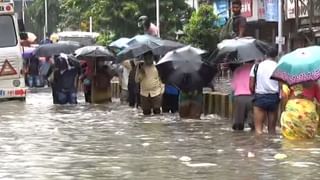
[0,89,319,180]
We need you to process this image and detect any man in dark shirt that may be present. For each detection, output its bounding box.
[27,56,40,87]
[232,0,247,38]
[53,55,80,104]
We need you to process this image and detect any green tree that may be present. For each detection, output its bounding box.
[26,0,61,38]
[183,4,220,51]
[59,0,192,43]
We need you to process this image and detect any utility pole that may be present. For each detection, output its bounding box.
[44,0,48,39]
[89,16,93,33]
[156,0,160,37]
[277,0,283,54]
[22,0,25,23]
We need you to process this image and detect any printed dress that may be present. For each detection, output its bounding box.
[281,84,320,140]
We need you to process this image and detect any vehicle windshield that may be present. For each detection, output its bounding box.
[0,15,17,47]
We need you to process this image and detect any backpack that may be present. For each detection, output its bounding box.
[252,63,259,93]
[219,17,234,41]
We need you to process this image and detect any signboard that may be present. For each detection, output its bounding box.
[0,4,13,14]
[258,0,265,19]
[285,0,309,19]
[265,0,278,21]
[0,89,25,97]
[0,60,17,76]
[276,36,285,45]
[241,0,253,17]
[0,0,12,3]
[214,0,229,27]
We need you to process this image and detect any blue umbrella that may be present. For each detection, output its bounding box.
[127,34,162,46]
[108,37,130,49]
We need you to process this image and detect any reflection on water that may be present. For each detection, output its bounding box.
[0,89,319,179]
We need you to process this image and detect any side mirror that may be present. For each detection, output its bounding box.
[20,32,28,40]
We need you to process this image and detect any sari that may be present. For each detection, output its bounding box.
[281,83,320,140]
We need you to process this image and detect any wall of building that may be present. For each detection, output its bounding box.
[212,0,320,51]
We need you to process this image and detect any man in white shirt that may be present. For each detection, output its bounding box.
[120,60,131,103]
[249,47,280,135]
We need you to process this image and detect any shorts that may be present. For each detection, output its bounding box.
[140,94,162,111]
[253,93,280,112]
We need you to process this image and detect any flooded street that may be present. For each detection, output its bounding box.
[0,90,319,180]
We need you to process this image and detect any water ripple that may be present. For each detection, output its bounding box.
[0,90,318,179]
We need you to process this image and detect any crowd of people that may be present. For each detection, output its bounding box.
[118,52,203,119]
[230,46,320,139]
[21,0,320,141]
[226,0,320,140]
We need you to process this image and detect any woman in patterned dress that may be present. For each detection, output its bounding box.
[281,82,320,140]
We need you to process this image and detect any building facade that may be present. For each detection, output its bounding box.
[212,0,320,52]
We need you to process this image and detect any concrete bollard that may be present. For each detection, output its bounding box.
[220,94,231,118]
[203,92,210,115]
[111,82,121,98]
[203,92,233,118]
[214,93,221,116]
[110,81,235,118]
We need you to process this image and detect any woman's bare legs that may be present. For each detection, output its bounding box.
[253,106,266,135]
[267,110,278,135]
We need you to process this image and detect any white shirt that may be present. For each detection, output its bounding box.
[121,66,130,90]
[250,59,279,94]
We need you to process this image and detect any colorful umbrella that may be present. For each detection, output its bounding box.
[271,46,320,85]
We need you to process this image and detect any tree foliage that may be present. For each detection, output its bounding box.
[183,4,220,51]
[26,0,61,38]
[59,0,192,42]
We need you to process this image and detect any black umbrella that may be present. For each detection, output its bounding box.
[214,37,271,63]
[152,39,185,56]
[156,46,215,91]
[116,43,156,62]
[34,43,80,57]
[75,45,116,61]
[116,34,185,62]
[128,35,185,56]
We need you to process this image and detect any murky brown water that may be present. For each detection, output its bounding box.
[0,89,319,179]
